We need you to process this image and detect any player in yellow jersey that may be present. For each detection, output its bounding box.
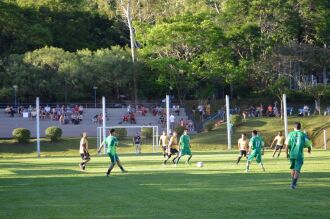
[159,131,169,158]
[270,131,285,158]
[163,132,179,165]
[236,133,249,165]
[79,132,90,171]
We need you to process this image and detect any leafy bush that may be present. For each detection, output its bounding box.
[116,128,127,139]
[12,128,31,143]
[174,126,185,136]
[230,115,243,127]
[141,127,153,139]
[204,121,215,132]
[45,126,62,142]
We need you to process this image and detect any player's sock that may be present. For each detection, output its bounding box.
[106,163,115,175]
[237,156,242,164]
[246,161,250,172]
[117,162,125,172]
[176,156,181,164]
[293,178,298,186]
[261,163,265,171]
[187,155,192,163]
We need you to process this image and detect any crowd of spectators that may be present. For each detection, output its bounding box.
[4,104,84,125]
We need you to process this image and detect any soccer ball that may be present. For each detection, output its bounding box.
[196,162,204,168]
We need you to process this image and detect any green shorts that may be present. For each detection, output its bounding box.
[180,148,192,156]
[108,153,119,164]
[290,159,303,172]
[247,150,262,163]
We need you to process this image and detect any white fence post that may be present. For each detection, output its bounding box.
[102,97,106,154]
[283,94,288,138]
[226,95,231,150]
[166,95,170,135]
[36,97,40,158]
[324,129,327,150]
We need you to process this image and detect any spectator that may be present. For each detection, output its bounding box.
[180,118,185,127]
[187,120,194,132]
[260,104,264,117]
[31,108,37,120]
[127,104,132,114]
[41,107,46,119]
[324,107,330,116]
[169,114,175,129]
[273,105,279,117]
[73,105,79,114]
[79,105,84,115]
[175,105,180,116]
[93,114,98,124]
[61,105,66,114]
[242,111,247,121]
[303,105,310,116]
[28,105,33,118]
[267,104,273,117]
[198,104,204,120]
[9,106,15,117]
[59,114,65,125]
[192,104,196,117]
[206,103,211,116]
[64,114,70,124]
[5,105,11,114]
[45,105,51,118]
[129,113,136,124]
[159,114,165,127]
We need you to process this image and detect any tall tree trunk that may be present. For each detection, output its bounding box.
[121,0,138,105]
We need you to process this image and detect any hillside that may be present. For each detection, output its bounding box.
[191,116,330,150]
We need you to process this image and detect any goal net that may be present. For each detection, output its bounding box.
[97,125,159,154]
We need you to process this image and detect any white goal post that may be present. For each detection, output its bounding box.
[97,125,159,154]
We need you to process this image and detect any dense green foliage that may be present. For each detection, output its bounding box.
[116,128,128,139]
[0,0,329,102]
[12,128,31,143]
[45,126,62,142]
[230,115,243,127]
[141,127,152,139]
[204,121,216,132]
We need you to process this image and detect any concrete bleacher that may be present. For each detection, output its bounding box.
[0,108,190,138]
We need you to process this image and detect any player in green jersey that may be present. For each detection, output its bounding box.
[285,122,312,189]
[246,130,265,172]
[175,129,192,166]
[98,129,127,177]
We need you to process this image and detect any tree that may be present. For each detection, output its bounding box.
[269,77,290,119]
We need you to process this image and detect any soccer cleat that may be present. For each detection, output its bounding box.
[185,161,191,165]
[245,169,249,173]
[121,170,128,173]
[79,164,84,171]
[290,184,296,189]
[106,173,109,177]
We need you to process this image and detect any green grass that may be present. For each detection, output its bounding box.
[192,116,330,150]
[0,151,330,218]
[0,117,329,218]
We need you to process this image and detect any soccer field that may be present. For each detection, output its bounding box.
[1,150,330,219]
